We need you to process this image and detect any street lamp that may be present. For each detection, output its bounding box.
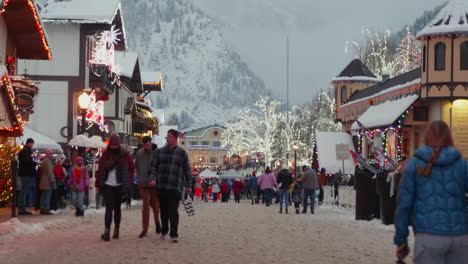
[78,91,91,134]
[293,144,299,178]
[199,157,203,168]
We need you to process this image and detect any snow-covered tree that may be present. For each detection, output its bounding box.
[394,27,422,75]
[222,96,283,165]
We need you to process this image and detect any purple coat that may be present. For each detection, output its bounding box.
[67,166,90,192]
[257,173,277,190]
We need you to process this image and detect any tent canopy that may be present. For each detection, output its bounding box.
[199,169,219,178]
[220,169,245,179]
[18,126,63,152]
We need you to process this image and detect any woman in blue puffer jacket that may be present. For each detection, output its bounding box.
[394,120,468,263]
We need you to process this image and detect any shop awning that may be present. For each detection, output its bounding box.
[351,94,419,130]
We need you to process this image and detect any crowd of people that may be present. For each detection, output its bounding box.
[16,129,193,244]
[195,165,347,214]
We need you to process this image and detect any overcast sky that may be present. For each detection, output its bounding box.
[195,0,447,105]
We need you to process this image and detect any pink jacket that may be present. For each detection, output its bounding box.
[67,166,90,192]
[257,173,277,190]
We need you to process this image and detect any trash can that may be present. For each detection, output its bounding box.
[376,172,396,225]
[354,166,379,221]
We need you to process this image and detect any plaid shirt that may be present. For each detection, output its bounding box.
[150,145,192,191]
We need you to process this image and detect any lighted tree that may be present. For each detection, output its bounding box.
[0,138,20,206]
[394,27,422,75]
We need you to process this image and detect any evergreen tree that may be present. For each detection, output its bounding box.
[394,27,422,75]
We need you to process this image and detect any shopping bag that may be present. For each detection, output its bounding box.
[183,197,195,216]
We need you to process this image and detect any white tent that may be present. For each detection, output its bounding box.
[68,135,94,148]
[18,126,63,152]
[315,131,356,174]
[220,169,245,179]
[199,169,219,178]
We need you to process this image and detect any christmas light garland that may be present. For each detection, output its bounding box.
[0,75,24,136]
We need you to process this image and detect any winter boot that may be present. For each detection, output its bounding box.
[101,228,110,241]
[77,209,84,217]
[74,208,78,216]
[285,208,289,214]
[279,208,282,214]
[295,208,300,214]
[112,227,119,239]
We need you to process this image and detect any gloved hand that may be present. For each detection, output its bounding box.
[396,243,410,262]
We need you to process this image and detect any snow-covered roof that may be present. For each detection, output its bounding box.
[115,51,138,78]
[339,68,421,109]
[416,0,468,38]
[141,72,162,84]
[335,59,377,79]
[18,126,63,152]
[181,122,226,134]
[351,94,419,130]
[332,76,381,83]
[41,0,121,24]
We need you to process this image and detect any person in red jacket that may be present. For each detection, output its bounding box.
[232,179,244,203]
[220,180,229,203]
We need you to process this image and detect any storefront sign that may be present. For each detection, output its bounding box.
[14,94,34,110]
[336,144,350,160]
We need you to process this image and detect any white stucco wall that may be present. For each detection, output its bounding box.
[17,23,80,76]
[429,100,442,121]
[0,16,7,65]
[29,81,69,143]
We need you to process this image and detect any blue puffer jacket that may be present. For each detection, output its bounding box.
[394,146,468,246]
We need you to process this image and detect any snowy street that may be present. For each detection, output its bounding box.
[0,196,412,264]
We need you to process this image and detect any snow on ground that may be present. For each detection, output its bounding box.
[0,197,414,264]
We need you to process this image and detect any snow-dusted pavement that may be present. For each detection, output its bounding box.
[0,199,413,264]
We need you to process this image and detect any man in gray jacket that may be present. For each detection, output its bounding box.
[298,165,318,214]
[135,136,161,238]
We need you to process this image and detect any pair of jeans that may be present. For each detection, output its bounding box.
[250,189,257,204]
[140,187,160,232]
[40,190,52,210]
[71,190,85,211]
[221,192,229,202]
[234,193,241,203]
[18,176,34,212]
[263,189,274,205]
[212,192,219,202]
[318,187,324,204]
[414,233,468,264]
[279,189,290,209]
[158,189,181,238]
[303,189,316,213]
[103,185,122,229]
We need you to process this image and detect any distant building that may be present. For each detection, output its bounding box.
[179,123,230,169]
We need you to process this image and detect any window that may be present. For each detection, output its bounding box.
[340,86,347,103]
[435,42,446,71]
[202,141,209,146]
[422,46,426,72]
[461,41,468,70]
[189,141,198,145]
[210,157,217,163]
[214,130,219,136]
[212,141,221,147]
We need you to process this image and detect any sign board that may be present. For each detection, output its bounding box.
[191,168,200,177]
[336,144,350,160]
[14,94,34,110]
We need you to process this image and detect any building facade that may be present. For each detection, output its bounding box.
[179,123,230,169]
[334,0,468,162]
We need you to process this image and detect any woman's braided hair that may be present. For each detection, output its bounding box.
[417,121,454,177]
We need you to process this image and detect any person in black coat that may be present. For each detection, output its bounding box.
[277,168,293,214]
[18,138,37,215]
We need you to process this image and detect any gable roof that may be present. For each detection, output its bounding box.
[0,66,24,137]
[340,67,421,108]
[41,0,120,24]
[40,0,126,50]
[1,0,52,60]
[416,0,468,39]
[333,59,378,82]
[181,123,226,136]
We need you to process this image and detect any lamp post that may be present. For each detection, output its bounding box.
[199,157,203,168]
[293,144,299,178]
[78,91,91,135]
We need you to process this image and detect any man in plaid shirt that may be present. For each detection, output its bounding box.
[149,129,192,242]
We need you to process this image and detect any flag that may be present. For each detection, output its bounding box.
[349,150,359,165]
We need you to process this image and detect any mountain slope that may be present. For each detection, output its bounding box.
[121,0,270,127]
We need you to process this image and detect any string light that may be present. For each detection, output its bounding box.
[0,75,24,136]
